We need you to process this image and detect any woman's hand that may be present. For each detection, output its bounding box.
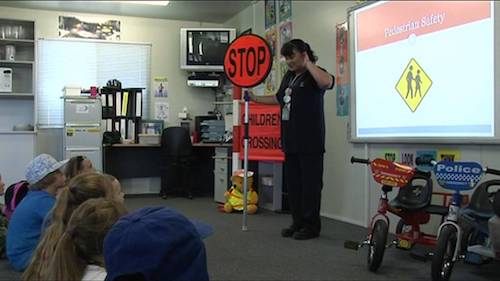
[303,51,312,69]
[245,89,279,105]
[246,89,258,102]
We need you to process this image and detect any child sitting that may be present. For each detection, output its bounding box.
[47,198,127,281]
[23,172,124,281]
[104,206,213,281]
[6,154,67,271]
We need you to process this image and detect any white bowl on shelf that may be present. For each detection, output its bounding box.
[13,124,34,131]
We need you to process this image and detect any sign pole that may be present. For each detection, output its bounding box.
[242,90,250,231]
[223,33,272,232]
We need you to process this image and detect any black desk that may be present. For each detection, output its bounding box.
[102,144,162,179]
[102,143,232,196]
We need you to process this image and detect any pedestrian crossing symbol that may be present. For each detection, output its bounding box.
[395,58,432,112]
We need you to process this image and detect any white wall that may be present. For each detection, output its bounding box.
[225,0,500,231]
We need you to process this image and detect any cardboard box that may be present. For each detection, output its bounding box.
[138,134,160,145]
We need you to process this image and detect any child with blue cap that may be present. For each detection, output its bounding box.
[6,153,67,271]
[104,206,213,281]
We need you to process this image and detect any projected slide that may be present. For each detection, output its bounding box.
[354,1,494,138]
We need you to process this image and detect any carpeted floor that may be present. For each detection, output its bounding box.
[0,195,499,281]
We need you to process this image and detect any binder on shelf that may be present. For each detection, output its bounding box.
[127,120,135,140]
[107,94,113,107]
[106,119,112,132]
[127,92,135,118]
[135,92,142,117]
[120,119,126,138]
[100,94,106,106]
[115,92,122,117]
[115,121,120,132]
[121,91,129,116]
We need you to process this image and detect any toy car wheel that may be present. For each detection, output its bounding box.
[367,219,388,272]
[431,225,457,281]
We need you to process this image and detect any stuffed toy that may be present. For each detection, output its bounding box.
[224,170,258,214]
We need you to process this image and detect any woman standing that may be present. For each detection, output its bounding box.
[250,39,334,240]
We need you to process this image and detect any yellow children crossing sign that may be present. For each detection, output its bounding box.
[395,58,432,112]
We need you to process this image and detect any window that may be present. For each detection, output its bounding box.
[37,39,151,127]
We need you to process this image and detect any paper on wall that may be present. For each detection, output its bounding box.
[153,76,168,98]
[154,101,169,121]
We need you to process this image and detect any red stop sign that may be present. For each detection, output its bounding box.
[224,34,272,88]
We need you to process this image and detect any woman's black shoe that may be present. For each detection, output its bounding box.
[293,228,319,240]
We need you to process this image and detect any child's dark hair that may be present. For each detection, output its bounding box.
[280,39,317,63]
[64,156,86,180]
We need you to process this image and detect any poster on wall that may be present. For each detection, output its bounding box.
[278,0,292,22]
[279,60,288,80]
[153,76,168,98]
[265,27,278,59]
[279,21,293,48]
[400,150,415,166]
[58,16,120,40]
[265,65,277,96]
[416,150,437,172]
[380,149,400,162]
[265,0,277,29]
[336,21,350,116]
[154,101,169,122]
[437,149,461,162]
[336,85,349,116]
[336,22,349,84]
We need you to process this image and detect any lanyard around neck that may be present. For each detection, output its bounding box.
[288,71,306,88]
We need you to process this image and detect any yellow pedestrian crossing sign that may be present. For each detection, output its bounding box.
[395,58,432,112]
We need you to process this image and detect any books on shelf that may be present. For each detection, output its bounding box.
[136,92,142,117]
[115,91,122,116]
[121,91,129,116]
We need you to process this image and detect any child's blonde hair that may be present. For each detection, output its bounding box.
[47,198,127,281]
[22,172,117,281]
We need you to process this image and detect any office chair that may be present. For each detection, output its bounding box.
[160,126,193,199]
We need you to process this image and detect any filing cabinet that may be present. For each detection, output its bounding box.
[213,147,231,203]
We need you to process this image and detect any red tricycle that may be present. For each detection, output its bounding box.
[344,157,448,272]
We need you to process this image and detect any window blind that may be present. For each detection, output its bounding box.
[37,39,151,127]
